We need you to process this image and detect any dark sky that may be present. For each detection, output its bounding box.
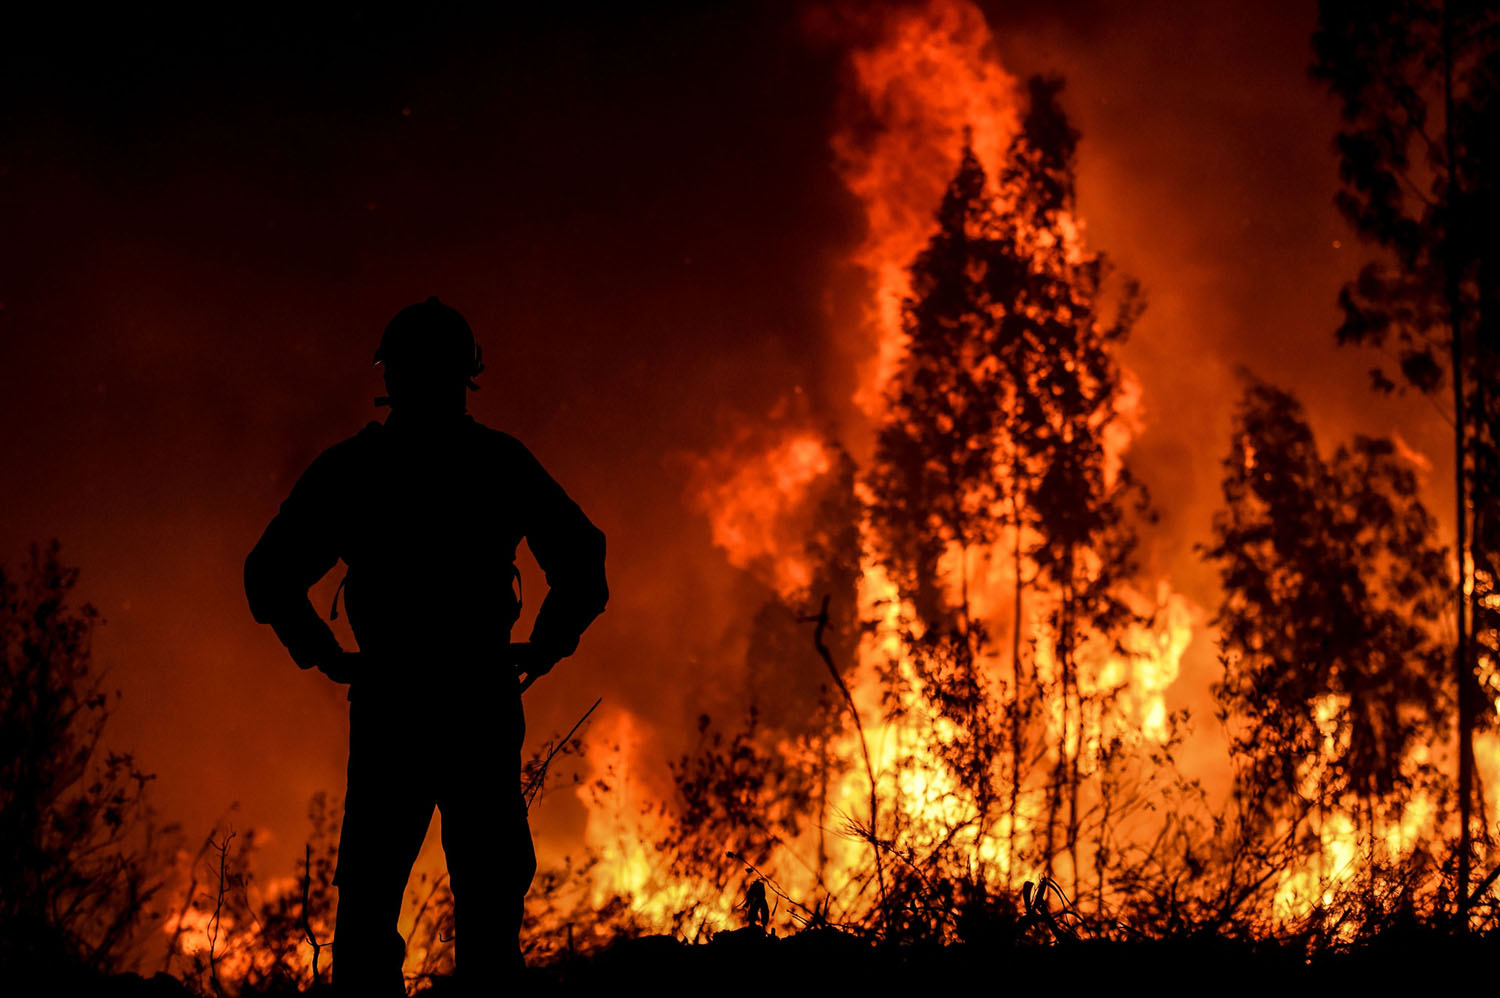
[0,1,1448,886]
[1,3,869,878]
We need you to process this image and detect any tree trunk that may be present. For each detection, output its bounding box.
[1009,488,1025,878]
[1442,1,1476,924]
[1064,565,1082,894]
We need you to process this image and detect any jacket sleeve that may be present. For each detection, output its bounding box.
[244,449,345,669]
[513,440,609,663]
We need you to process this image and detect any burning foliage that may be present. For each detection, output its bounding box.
[9,1,1500,993]
[567,0,1500,959]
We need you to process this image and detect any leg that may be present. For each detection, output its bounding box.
[333,698,437,997]
[438,690,532,990]
[440,791,536,980]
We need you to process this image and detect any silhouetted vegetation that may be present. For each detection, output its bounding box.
[632,63,1497,961]
[162,798,339,995]
[16,8,1500,994]
[1312,0,1500,910]
[859,74,1161,929]
[0,542,177,977]
[638,77,1184,950]
[1206,377,1454,928]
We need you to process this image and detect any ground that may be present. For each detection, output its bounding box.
[46,923,1499,996]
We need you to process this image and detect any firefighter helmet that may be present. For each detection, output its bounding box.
[374,296,484,389]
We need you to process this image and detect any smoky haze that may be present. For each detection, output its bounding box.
[0,0,1447,904]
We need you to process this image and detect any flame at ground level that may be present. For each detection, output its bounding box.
[558,0,1494,944]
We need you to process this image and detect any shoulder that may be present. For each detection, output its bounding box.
[466,421,568,500]
[321,422,384,462]
[467,419,541,466]
[297,422,384,485]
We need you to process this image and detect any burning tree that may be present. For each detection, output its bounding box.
[1311,0,1500,911]
[864,75,1156,917]
[641,72,1197,946]
[1206,378,1450,920]
[863,133,1025,914]
[999,78,1150,889]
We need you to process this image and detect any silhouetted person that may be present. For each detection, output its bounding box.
[244,297,608,995]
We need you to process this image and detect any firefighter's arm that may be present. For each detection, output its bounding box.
[244,450,346,671]
[514,441,608,673]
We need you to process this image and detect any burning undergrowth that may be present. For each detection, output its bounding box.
[14,2,1500,993]
[555,0,1495,960]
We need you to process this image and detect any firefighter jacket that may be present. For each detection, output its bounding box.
[244,410,607,697]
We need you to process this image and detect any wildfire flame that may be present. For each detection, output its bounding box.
[828,0,1020,420]
[688,428,834,599]
[570,0,1477,943]
[571,0,1208,933]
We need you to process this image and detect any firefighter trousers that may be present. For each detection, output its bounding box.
[331,682,534,996]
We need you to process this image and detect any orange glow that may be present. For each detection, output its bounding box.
[572,0,1213,929]
[829,0,1019,419]
[24,1,1485,971]
[689,429,833,599]
[563,0,1473,939]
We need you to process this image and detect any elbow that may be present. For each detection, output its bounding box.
[534,520,609,621]
[568,529,609,621]
[244,551,270,624]
[243,542,282,625]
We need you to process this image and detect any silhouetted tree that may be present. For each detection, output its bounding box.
[865,76,1150,905]
[867,139,1012,630]
[0,542,174,974]
[862,133,1024,901]
[1312,0,1500,910]
[998,77,1149,885]
[1206,380,1449,890]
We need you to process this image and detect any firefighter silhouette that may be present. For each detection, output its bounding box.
[244,297,608,995]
